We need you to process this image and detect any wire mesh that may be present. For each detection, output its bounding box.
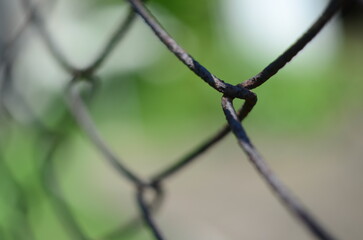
[0,0,351,239]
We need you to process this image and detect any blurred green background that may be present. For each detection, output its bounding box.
[0,0,362,239]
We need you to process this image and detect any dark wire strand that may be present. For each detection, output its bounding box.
[83,8,137,74]
[136,187,166,240]
[101,185,164,240]
[241,0,344,90]
[127,0,255,100]
[221,96,337,240]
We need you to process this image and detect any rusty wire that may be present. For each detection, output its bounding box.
[0,0,348,239]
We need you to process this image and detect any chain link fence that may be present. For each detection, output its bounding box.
[0,0,356,239]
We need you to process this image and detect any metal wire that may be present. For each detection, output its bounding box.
[0,0,348,239]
